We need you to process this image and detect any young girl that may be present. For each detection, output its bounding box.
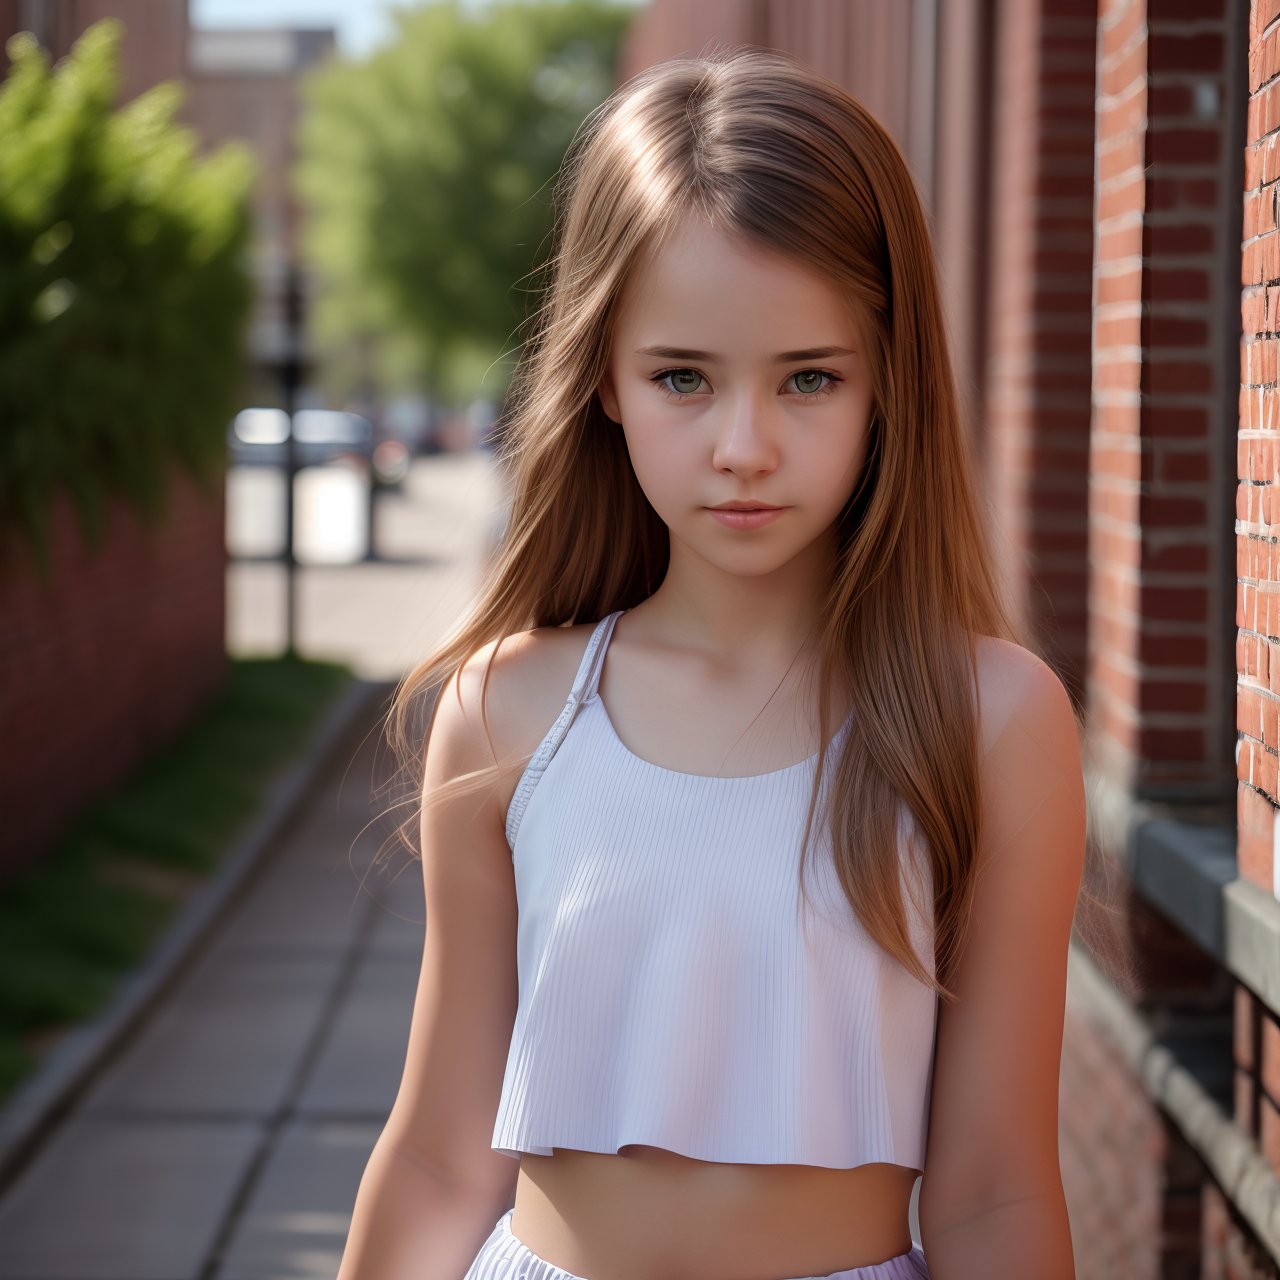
[341,45,1086,1280]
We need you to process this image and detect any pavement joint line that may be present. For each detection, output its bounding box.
[0,673,398,1198]
[196,844,388,1280]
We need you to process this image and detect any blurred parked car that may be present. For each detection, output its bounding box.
[382,392,439,454]
[227,408,407,489]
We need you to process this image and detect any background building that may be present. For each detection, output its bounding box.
[183,24,336,404]
[0,0,186,98]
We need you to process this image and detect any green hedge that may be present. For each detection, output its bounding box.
[0,18,257,580]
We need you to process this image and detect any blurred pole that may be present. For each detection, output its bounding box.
[366,460,378,563]
[359,334,380,563]
[281,261,304,659]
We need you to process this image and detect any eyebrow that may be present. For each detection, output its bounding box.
[634,344,857,363]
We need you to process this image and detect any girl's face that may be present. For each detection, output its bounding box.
[597,215,875,581]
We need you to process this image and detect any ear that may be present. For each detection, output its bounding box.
[597,369,621,424]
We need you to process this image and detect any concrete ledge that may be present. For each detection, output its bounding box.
[0,674,394,1194]
[1122,815,1280,1021]
[1127,818,1236,955]
[1067,941,1280,1265]
[1223,876,1280,1018]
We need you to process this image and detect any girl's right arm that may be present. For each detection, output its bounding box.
[337,643,521,1280]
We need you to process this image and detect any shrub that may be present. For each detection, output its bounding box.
[0,18,257,578]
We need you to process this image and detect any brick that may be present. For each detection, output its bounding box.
[1236,985,1259,1072]
[1261,1009,1280,1105]
[1259,1096,1280,1171]
[1149,127,1222,166]
[1237,1067,1259,1135]
[1151,30,1224,73]
[1237,799,1276,891]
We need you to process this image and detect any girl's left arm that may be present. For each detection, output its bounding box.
[916,644,1088,1279]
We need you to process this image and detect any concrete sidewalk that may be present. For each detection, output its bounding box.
[0,448,505,1280]
[0,699,426,1280]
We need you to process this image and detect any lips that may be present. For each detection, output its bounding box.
[706,505,788,530]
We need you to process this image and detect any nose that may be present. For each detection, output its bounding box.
[710,396,779,479]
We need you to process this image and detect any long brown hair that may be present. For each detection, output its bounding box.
[381,45,1085,1004]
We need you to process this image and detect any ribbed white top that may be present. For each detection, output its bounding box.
[492,609,938,1171]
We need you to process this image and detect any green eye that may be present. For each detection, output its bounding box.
[649,368,842,401]
[651,369,706,397]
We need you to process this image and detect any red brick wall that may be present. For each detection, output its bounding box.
[1071,0,1253,1272]
[1061,1001,1212,1280]
[983,0,1097,699]
[1202,1179,1280,1278]
[932,0,994,473]
[1232,983,1280,1187]
[0,0,187,106]
[1238,8,1280,1269]
[1241,0,1280,901]
[0,466,228,884]
[1091,0,1239,806]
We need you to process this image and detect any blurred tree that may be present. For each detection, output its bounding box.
[294,0,634,409]
[0,19,256,578]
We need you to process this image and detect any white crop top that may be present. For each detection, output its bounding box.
[492,609,938,1171]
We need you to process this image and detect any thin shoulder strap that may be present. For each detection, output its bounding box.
[504,610,625,850]
[574,608,622,702]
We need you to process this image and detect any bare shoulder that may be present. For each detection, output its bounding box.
[429,618,601,803]
[969,633,1078,759]
[967,632,1085,868]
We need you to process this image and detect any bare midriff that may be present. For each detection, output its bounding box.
[509,1145,919,1280]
